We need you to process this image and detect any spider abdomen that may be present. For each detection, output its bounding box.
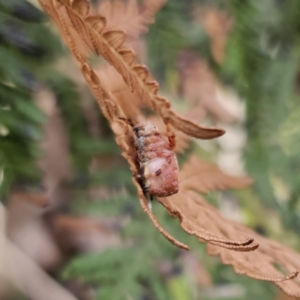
[133,122,179,198]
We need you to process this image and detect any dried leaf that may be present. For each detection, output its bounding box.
[42,0,225,139]
[159,105,225,139]
[103,30,126,49]
[179,156,253,192]
[39,0,247,255]
[118,49,136,65]
[145,81,159,94]
[96,64,144,119]
[85,15,106,33]
[71,0,90,17]
[156,156,300,296]
[98,0,167,37]
[178,51,239,123]
[133,64,150,81]
[39,0,187,251]
[157,156,256,251]
[194,6,233,64]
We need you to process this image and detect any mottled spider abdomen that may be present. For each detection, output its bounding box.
[133,122,179,198]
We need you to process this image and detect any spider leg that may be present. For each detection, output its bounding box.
[117,116,135,127]
[166,123,176,150]
[147,198,152,210]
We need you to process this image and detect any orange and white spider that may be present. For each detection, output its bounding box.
[132,122,179,200]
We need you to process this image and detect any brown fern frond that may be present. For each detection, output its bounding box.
[179,155,253,192]
[96,64,144,119]
[141,0,167,26]
[44,0,225,140]
[96,65,191,152]
[157,156,256,251]
[38,0,236,252]
[178,51,239,123]
[193,6,233,64]
[98,0,167,37]
[82,56,189,252]
[39,0,188,251]
[204,201,300,296]
[155,156,300,296]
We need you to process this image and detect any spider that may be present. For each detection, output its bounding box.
[132,122,179,200]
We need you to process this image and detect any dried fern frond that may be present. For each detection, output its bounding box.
[193,6,233,64]
[178,51,239,123]
[41,0,225,139]
[204,197,300,296]
[157,156,256,251]
[38,0,189,250]
[157,156,300,295]
[96,64,144,119]
[98,0,167,38]
[38,0,245,251]
[77,63,188,249]
[179,156,253,191]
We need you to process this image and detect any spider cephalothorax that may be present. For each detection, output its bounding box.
[133,122,179,198]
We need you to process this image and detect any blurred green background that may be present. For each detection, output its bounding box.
[0,0,300,299]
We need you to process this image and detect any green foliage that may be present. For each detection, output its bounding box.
[0,0,98,195]
[0,83,45,184]
[47,74,96,171]
[220,0,300,234]
[147,0,210,78]
[64,193,197,300]
[0,0,54,194]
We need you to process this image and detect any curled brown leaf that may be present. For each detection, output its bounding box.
[156,156,300,296]
[39,0,187,251]
[47,0,225,139]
